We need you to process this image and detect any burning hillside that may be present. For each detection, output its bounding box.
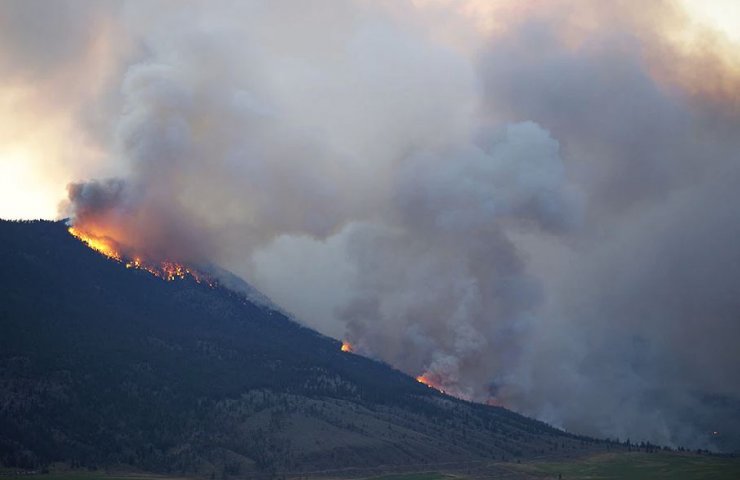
[416,372,446,394]
[68,225,213,285]
[1,219,606,474]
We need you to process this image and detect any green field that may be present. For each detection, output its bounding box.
[0,473,183,480]
[3,454,739,480]
[365,474,453,480]
[0,472,455,480]
[509,452,740,479]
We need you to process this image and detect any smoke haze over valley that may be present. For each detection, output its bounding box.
[2,0,740,452]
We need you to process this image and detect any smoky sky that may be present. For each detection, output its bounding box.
[3,0,740,450]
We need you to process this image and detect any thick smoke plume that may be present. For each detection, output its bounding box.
[3,0,740,450]
[339,122,578,400]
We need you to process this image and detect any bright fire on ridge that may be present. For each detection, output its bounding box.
[416,373,446,394]
[340,341,353,352]
[68,226,212,284]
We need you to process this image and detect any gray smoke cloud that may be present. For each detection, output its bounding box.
[474,3,740,448]
[3,0,739,450]
[338,122,579,400]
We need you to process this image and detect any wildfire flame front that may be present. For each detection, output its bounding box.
[68,226,213,286]
[416,373,446,394]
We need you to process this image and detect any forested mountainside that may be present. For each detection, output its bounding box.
[0,220,601,477]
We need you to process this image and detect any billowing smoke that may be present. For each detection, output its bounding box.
[3,0,740,450]
[338,122,578,400]
[473,1,740,448]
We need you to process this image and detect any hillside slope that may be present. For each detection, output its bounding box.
[0,220,599,476]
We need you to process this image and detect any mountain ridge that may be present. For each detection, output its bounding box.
[0,219,604,476]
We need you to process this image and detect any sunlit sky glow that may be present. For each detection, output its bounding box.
[680,0,740,44]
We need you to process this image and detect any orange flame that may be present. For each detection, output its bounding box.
[69,226,121,261]
[68,226,213,285]
[415,373,446,394]
[341,341,353,353]
[416,374,432,386]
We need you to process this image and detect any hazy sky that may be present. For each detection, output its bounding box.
[2,0,740,451]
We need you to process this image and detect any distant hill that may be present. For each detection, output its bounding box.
[0,220,605,477]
